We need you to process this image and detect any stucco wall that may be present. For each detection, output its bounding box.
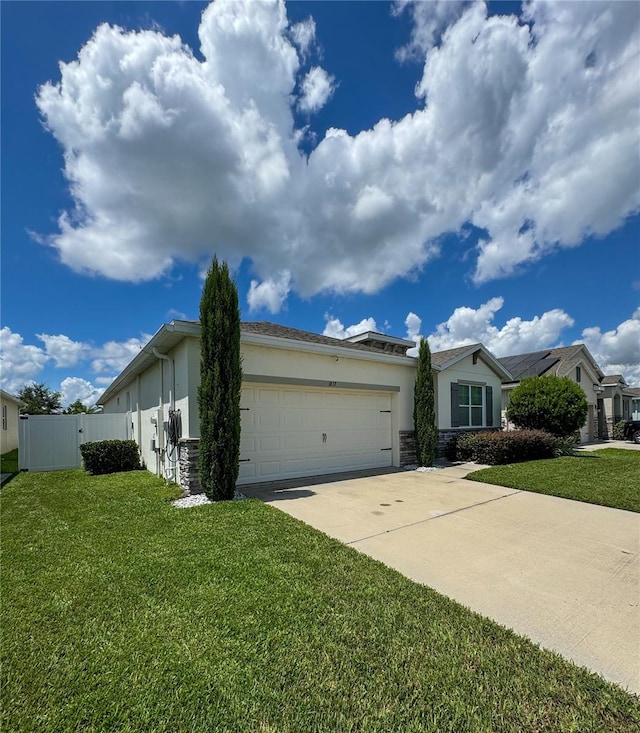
[1,396,21,453]
[103,335,418,480]
[436,354,503,430]
[102,341,191,480]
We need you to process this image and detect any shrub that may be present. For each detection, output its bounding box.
[455,433,476,461]
[506,376,588,437]
[453,430,556,465]
[80,440,141,475]
[612,420,627,440]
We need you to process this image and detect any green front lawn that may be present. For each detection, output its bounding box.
[467,449,640,512]
[0,449,19,474]
[2,470,638,732]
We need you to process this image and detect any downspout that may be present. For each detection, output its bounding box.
[153,347,176,481]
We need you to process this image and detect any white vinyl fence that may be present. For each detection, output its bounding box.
[19,413,131,472]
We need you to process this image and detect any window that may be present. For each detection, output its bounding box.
[451,383,494,428]
[2,405,7,431]
[459,384,484,427]
[576,366,581,383]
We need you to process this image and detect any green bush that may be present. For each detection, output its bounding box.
[455,433,475,461]
[454,430,556,465]
[506,376,588,437]
[612,420,627,440]
[80,440,141,475]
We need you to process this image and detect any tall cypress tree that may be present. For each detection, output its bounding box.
[413,338,437,466]
[198,257,242,500]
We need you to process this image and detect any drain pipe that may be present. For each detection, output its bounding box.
[152,347,175,481]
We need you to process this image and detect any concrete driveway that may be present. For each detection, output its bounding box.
[244,464,640,694]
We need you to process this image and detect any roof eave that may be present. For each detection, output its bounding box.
[436,345,513,381]
[241,331,417,366]
[97,320,200,405]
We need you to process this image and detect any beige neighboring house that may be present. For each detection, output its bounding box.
[599,375,640,436]
[98,320,511,493]
[1,389,25,453]
[499,345,605,443]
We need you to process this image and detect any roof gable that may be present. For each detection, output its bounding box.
[431,343,513,381]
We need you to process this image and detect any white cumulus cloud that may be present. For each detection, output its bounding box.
[290,17,317,59]
[34,0,639,311]
[579,309,640,384]
[427,297,575,356]
[36,333,88,368]
[0,327,151,395]
[298,66,335,113]
[247,271,291,314]
[60,377,103,408]
[322,315,379,340]
[0,327,49,393]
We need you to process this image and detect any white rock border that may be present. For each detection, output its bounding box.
[172,490,247,508]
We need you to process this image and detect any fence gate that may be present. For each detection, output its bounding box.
[19,413,130,472]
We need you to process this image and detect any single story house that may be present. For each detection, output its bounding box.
[1,389,25,453]
[599,375,640,436]
[98,320,512,492]
[499,345,605,443]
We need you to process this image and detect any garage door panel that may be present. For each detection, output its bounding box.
[259,435,281,452]
[284,433,304,450]
[238,384,393,485]
[257,388,280,404]
[240,436,256,452]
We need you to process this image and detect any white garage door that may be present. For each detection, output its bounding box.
[238,384,393,485]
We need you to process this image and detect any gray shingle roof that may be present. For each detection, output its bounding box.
[241,322,406,356]
[429,343,482,367]
[602,374,625,385]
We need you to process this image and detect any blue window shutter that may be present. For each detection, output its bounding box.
[486,385,493,426]
[450,382,460,428]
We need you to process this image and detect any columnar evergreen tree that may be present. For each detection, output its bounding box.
[413,338,438,466]
[198,257,242,501]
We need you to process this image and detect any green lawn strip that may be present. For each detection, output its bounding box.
[467,449,640,512]
[2,470,638,732]
[0,449,19,474]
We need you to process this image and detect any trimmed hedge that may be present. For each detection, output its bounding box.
[454,430,556,465]
[80,440,141,475]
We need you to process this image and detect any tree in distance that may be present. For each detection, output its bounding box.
[18,383,62,415]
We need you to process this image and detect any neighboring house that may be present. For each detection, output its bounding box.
[98,320,510,492]
[0,389,25,453]
[600,375,640,435]
[499,345,604,443]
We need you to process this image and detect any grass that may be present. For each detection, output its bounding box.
[467,448,640,513]
[0,449,19,474]
[2,470,639,732]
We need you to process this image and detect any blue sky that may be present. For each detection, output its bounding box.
[1,0,639,407]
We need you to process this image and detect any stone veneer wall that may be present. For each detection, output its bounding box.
[399,430,417,467]
[178,438,201,494]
